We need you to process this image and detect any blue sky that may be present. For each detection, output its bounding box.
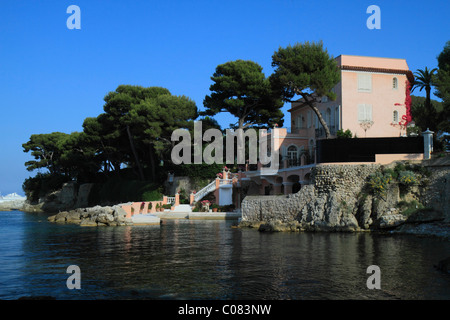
[0,0,449,196]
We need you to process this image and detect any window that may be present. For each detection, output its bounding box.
[307,110,312,128]
[358,73,372,92]
[296,115,304,129]
[393,77,398,89]
[326,108,331,125]
[335,106,340,130]
[393,110,399,123]
[287,146,298,166]
[358,104,373,121]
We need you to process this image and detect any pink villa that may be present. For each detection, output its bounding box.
[242,54,423,196]
[124,55,431,217]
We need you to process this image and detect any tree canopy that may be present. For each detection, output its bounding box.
[434,41,450,132]
[203,60,284,129]
[23,85,198,185]
[269,41,341,138]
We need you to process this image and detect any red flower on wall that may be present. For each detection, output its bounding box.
[400,80,413,127]
[394,80,412,129]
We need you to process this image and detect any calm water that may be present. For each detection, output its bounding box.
[0,210,449,300]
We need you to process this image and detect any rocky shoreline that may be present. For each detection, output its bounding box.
[47,205,134,227]
[0,199,26,211]
[238,160,450,241]
[238,218,450,240]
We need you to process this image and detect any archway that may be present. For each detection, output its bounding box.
[287,175,301,194]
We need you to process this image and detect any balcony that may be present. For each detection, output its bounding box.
[286,127,310,136]
[315,125,337,138]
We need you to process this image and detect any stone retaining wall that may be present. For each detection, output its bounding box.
[240,163,425,232]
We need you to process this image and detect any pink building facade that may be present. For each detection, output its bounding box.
[243,55,422,196]
[289,55,415,140]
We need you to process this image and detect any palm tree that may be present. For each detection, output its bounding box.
[412,67,437,129]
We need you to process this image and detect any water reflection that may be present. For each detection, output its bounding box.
[1,211,449,300]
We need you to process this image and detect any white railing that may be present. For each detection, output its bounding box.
[194,180,217,202]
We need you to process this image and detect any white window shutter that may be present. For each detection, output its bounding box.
[358,104,372,121]
[366,104,373,121]
[358,104,365,121]
[358,73,372,92]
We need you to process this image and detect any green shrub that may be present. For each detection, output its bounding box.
[142,189,163,201]
[88,178,161,205]
[397,200,425,217]
[368,172,392,198]
[336,129,352,139]
[382,168,398,179]
[398,170,418,186]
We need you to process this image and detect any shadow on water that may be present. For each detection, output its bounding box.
[0,211,449,300]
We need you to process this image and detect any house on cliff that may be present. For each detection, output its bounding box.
[122,55,431,214]
[242,55,425,196]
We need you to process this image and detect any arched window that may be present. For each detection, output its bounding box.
[393,77,398,89]
[393,110,399,123]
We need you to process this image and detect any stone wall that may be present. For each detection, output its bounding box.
[240,162,444,232]
[421,163,450,222]
[312,164,381,196]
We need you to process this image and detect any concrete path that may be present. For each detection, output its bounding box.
[131,214,161,225]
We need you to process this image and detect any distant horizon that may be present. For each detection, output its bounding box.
[1,0,448,196]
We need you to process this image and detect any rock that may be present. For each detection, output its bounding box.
[73,183,94,208]
[435,256,450,274]
[405,208,444,223]
[340,213,360,231]
[113,206,127,219]
[358,194,374,229]
[96,212,114,224]
[0,199,25,211]
[377,214,406,229]
[47,204,137,227]
[80,219,97,227]
[39,182,78,212]
[54,211,69,223]
[238,220,263,229]
[392,222,450,240]
[258,220,301,232]
[22,202,44,213]
[66,210,81,223]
